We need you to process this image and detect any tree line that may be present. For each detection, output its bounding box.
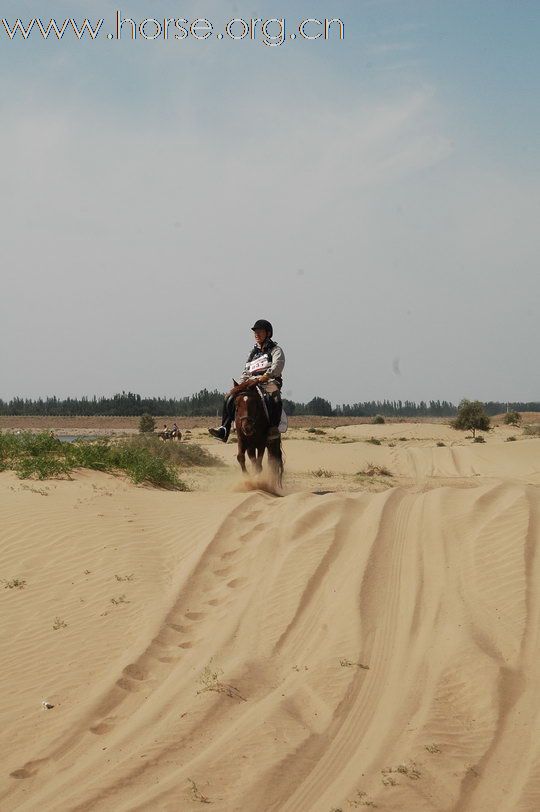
[0,391,538,417]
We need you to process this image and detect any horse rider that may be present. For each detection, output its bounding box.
[208,319,285,443]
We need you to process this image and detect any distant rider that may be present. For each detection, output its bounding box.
[208,319,285,443]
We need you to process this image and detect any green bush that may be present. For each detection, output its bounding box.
[139,413,156,433]
[372,415,385,424]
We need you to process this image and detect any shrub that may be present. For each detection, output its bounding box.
[372,415,385,424]
[366,437,381,445]
[307,428,326,435]
[311,468,333,478]
[473,435,485,443]
[452,399,490,438]
[503,411,521,427]
[506,436,517,442]
[436,441,446,447]
[524,425,540,436]
[358,463,393,477]
[139,413,156,433]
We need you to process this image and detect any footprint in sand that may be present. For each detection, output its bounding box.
[220,549,240,560]
[90,717,116,735]
[10,759,45,780]
[116,677,145,692]
[123,664,148,681]
[227,577,247,588]
[206,597,225,606]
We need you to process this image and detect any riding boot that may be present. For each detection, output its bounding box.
[267,392,282,441]
[208,396,235,442]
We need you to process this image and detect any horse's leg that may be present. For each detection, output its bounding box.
[256,442,266,474]
[246,444,259,474]
[237,436,247,474]
[267,437,283,488]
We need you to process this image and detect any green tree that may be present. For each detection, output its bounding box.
[452,399,490,438]
[139,413,156,433]
[504,411,521,427]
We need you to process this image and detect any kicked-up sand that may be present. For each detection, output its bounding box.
[1,422,540,811]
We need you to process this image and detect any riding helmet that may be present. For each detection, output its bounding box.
[251,319,273,337]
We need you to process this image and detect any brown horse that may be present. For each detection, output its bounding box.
[230,379,283,487]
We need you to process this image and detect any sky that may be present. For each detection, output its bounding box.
[1,0,538,405]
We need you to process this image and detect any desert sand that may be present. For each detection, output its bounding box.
[1,423,540,811]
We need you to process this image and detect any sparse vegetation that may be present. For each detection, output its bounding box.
[187,777,211,804]
[52,617,67,630]
[506,436,517,442]
[366,437,381,446]
[372,415,385,424]
[340,658,369,670]
[307,428,326,435]
[197,660,246,701]
[358,463,393,478]
[2,578,26,590]
[425,743,441,754]
[311,469,334,478]
[0,431,220,489]
[110,595,129,605]
[347,790,377,808]
[524,425,540,436]
[115,573,134,582]
[436,441,446,447]
[451,399,490,438]
[473,435,486,443]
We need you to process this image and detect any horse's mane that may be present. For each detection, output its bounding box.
[229,379,260,398]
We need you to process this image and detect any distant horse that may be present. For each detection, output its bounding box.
[158,428,181,442]
[230,379,283,487]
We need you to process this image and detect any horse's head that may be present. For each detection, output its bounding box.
[233,385,262,438]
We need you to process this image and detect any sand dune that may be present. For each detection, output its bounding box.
[1,429,540,811]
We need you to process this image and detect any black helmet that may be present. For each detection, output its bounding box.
[251,319,273,338]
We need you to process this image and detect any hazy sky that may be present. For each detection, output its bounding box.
[1,0,538,405]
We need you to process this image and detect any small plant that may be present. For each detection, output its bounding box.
[347,790,377,808]
[399,437,407,441]
[139,413,156,433]
[110,594,129,605]
[197,659,246,701]
[372,415,385,424]
[436,441,445,447]
[524,425,540,436]
[504,411,521,427]
[52,617,67,630]
[358,463,393,478]
[506,436,517,442]
[186,777,211,804]
[311,469,334,478]
[473,435,486,443]
[366,437,381,446]
[340,658,369,670]
[307,428,326,435]
[115,573,134,582]
[425,743,441,754]
[2,578,26,590]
